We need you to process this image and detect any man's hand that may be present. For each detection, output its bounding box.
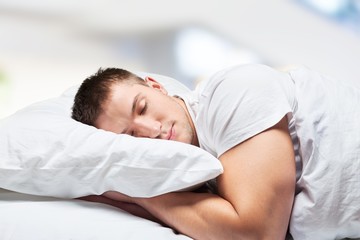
[79,192,161,224]
[102,191,135,203]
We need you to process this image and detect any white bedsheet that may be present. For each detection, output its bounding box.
[0,188,191,240]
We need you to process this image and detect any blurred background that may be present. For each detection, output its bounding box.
[1,0,360,118]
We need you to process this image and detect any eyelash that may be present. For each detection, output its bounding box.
[131,101,147,136]
[140,102,147,115]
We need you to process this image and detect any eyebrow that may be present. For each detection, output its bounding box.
[132,93,141,114]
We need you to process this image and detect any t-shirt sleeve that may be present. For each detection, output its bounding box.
[198,64,294,157]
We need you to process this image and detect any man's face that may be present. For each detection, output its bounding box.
[95,77,198,146]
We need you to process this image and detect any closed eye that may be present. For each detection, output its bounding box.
[140,102,147,115]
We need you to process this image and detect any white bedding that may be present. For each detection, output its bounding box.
[0,188,191,240]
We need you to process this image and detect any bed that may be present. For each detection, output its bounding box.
[0,188,192,239]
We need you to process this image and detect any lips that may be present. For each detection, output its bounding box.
[167,124,175,140]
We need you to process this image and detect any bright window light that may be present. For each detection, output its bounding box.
[175,27,260,78]
[302,0,349,15]
[296,0,360,33]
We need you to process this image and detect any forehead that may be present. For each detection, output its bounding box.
[108,81,157,106]
[94,83,150,133]
[109,82,141,101]
[94,84,135,130]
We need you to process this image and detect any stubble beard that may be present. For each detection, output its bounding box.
[171,96,198,146]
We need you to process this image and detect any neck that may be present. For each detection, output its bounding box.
[173,96,199,147]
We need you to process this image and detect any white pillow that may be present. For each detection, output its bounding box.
[0,72,223,198]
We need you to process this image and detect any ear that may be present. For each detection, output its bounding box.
[144,77,168,95]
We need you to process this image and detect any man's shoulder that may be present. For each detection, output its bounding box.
[196,63,278,100]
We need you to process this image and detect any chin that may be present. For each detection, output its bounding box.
[179,138,192,145]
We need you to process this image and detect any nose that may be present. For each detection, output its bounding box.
[133,118,161,138]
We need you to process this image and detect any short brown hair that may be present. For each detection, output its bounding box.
[71,68,146,126]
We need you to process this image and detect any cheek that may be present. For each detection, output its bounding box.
[155,97,177,114]
[153,95,186,121]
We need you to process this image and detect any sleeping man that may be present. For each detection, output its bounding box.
[72,64,360,240]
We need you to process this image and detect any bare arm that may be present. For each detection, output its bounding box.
[105,117,296,239]
[78,195,160,223]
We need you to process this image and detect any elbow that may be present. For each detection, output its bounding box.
[232,223,269,240]
[229,225,284,240]
[226,213,289,240]
[202,216,264,240]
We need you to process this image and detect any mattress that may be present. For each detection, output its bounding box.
[0,188,191,240]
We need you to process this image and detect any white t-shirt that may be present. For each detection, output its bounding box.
[180,64,360,239]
